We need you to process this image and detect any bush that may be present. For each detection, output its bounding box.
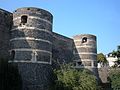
[50,64,98,90]
[108,69,120,90]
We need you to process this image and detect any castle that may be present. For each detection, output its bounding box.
[0,7,98,90]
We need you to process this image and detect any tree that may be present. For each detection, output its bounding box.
[51,64,98,90]
[97,53,107,67]
[108,69,120,90]
[111,50,120,67]
[111,50,117,57]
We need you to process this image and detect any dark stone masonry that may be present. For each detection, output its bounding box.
[0,9,12,58]
[0,7,98,90]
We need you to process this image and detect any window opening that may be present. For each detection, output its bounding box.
[21,15,28,25]
[82,37,87,43]
[11,50,15,60]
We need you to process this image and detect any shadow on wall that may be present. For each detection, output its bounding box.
[52,33,74,69]
[72,40,84,68]
[0,58,22,90]
[72,35,102,83]
[51,35,84,69]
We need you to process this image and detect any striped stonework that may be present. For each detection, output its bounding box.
[10,7,53,65]
[73,34,98,78]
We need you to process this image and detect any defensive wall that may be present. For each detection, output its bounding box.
[0,7,98,90]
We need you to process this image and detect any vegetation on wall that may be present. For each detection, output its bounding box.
[50,64,99,90]
[97,53,107,66]
[108,69,120,90]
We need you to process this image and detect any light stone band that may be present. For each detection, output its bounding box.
[11,26,52,35]
[10,37,52,44]
[8,60,51,64]
[10,49,52,55]
[74,53,97,55]
[74,59,97,61]
[74,46,96,48]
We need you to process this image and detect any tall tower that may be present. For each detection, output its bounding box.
[9,7,53,90]
[73,34,98,78]
[10,7,52,63]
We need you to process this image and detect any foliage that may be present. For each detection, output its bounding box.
[111,50,120,67]
[97,53,107,66]
[111,50,120,58]
[50,64,98,90]
[108,69,120,90]
[0,58,22,90]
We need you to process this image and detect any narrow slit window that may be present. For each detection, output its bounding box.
[21,15,28,24]
[11,50,15,60]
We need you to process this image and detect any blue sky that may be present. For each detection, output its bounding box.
[0,0,120,54]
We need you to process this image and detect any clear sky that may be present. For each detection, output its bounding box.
[0,0,120,54]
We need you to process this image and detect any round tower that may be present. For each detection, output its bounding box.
[73,34,98,77]
[10,7,53,64]
[9,7,54,90]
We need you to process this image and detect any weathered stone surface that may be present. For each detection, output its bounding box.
[74,47,97,53]
[74,54,97,60]
[73,34,98,79]
[10,40,52,51]
[11,63,54,90]
[11,29,52,42]
[0,9,12,58]
[73,34,97,64]
[52,32,74,64]
[13,7,53,22]
[10,7,53,90]
[74,41,97,47]
[13,18,52,31]
[73,34,96,41]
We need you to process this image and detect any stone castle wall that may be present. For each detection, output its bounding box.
[9,7,54,90]
[0,9,12,58]
[52,32,74,66]
[0,7,98,90]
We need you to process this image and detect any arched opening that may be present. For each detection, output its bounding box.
[21,15,28,25]
[10,50,15,60]
[82,37,87,43]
